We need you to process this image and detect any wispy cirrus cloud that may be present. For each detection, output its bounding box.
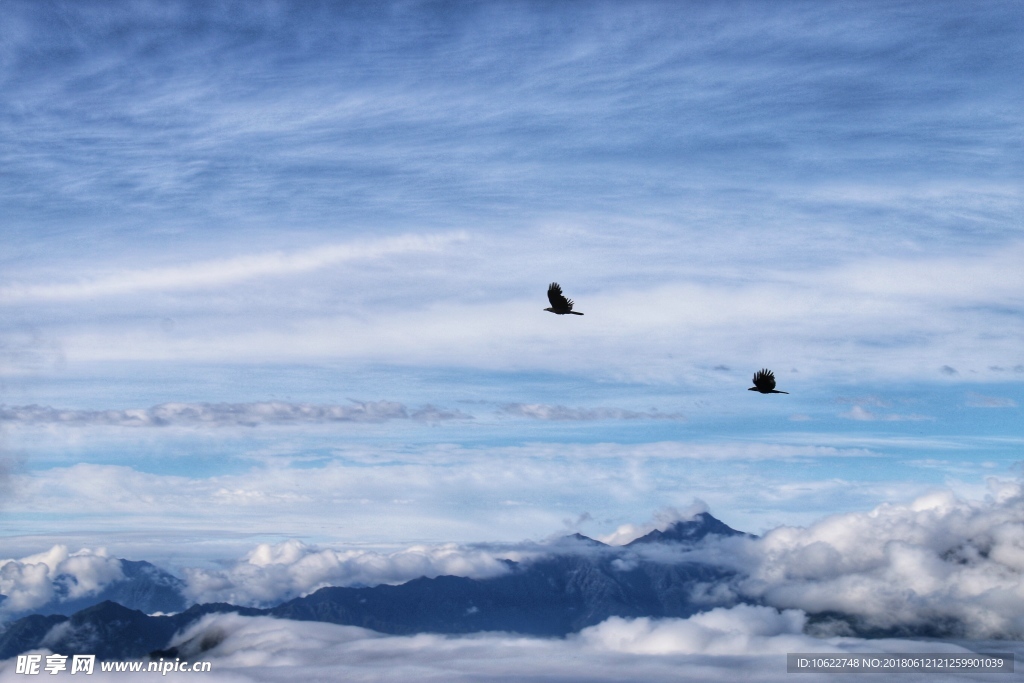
[0,234,463,303]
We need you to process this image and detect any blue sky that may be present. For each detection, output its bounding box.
[0,0,1022,578]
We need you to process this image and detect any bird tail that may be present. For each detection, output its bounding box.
[570,311,584,315]
[773,390,789,394]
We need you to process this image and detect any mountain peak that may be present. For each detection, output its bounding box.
[625,512,747,546]
[560,533,607,546]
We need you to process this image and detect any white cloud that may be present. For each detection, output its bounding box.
[578,606,813,655]
[687,481,1024,639]
[0,546,123,616]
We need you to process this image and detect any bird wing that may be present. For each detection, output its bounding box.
[753,369,776,391]
[547,282,568,308]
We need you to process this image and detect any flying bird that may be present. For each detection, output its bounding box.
[545,282,584,315]
[749,369,788,394]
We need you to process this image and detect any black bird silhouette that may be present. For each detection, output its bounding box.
[749,369,788,394]
[545,282,584,315]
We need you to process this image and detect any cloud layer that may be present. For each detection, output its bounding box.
[24,607,979,683]
[0,401,470,427]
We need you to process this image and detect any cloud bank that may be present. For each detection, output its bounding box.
[690,481,1024,639]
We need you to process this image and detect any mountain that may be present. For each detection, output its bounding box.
[0,614,67,660]
[0,513,749,660]
[626,512,750,546]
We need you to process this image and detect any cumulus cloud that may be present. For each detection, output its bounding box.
[686,481,1024,639]
[965,392,1017,408]
[183,540,514,607]
[500,403,685,421]
[0,546,123,616]
[0,400,471,428]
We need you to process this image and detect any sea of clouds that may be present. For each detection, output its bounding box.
[3,483,1024,682]
[2,606,1012,683]
[5,480,1024,642]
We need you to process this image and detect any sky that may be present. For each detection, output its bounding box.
[0,0,1022,677]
